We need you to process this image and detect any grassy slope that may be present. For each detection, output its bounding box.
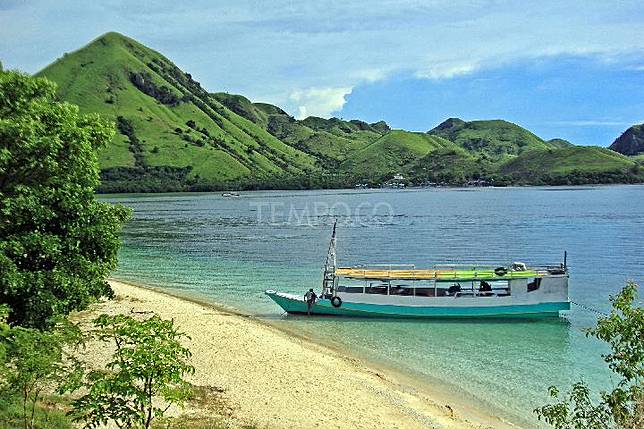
[428,118,557,160]
[37,32,318,184]
[212,94,383,166]
[546,138,574,148]
[405,146,484,181]
[339,130,457,178]
[500,146,639,177]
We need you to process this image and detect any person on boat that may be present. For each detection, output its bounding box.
[479,281,493,296]
[304,288,317,315]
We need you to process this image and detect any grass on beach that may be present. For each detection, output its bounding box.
[0,393,71,429]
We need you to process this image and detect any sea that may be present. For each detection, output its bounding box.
[102,185,644,428]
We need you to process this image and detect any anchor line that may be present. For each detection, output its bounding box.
[571,300,610,317]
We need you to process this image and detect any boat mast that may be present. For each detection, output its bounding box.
[322,220,337,297]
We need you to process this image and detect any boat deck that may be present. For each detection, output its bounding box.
[335,267,541,281]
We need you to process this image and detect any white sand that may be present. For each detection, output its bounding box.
[74,280,520,429]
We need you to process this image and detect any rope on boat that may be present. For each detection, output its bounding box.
[570,300,609,316]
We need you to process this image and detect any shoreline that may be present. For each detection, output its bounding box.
[97,182,644,196]
[74,279,526,429]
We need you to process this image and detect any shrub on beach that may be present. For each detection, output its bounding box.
[535,281,643,429]
[66,314,195,429]
[0,305,80,429]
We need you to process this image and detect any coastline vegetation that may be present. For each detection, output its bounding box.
[0,68,217,429]
[536,282,644,429]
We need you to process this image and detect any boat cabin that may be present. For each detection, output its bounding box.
[329,263,567,301]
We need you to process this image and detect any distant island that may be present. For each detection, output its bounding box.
[36,32,644,192]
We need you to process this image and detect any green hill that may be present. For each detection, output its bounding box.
[37,32,319,191]
[338,130,458,179]
[427,118,560,160]
[404,147,484,183]
[500,146,644,184]
[212,93,386,168]
[546,138,574,148]
[609,124,644,156]
[32,32,643,189]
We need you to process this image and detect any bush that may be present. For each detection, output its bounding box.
[0,306,80,429]
[67,314,195,429]
[129,71,179,106]
[535,282,643,429]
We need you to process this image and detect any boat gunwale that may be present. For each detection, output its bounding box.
[333,267,564,281]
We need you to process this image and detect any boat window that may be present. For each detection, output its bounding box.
[527,278,542,292]
[416,288,440,297]
[390,285,414,296]
[337,286,364,293]
[365,284,388,295]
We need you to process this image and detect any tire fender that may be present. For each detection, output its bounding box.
[494,267,508,276]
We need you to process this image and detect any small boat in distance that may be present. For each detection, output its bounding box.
[222,192,240,198]
[266,222,571,318]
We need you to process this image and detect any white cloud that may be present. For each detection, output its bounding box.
[414,62,479,80]
[289,87,353,119]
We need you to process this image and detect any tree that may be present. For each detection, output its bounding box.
[68,314,195,429]
[535,282,643,429]
[0,305,82,429]
[0,70,130,328]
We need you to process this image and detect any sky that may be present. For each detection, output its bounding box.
[1,0,643,146]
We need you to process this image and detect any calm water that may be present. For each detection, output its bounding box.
[103,185,644,428]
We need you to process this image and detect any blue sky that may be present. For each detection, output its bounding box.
[1,0,643,146]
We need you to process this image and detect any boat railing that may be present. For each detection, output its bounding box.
[335,266,564,280]
[348,262,564,270]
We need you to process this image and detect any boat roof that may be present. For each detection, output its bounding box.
[334,267,545,281]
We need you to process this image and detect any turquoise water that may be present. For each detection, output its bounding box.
[103,185,644,428]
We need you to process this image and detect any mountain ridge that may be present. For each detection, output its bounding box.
[34,32,644,190]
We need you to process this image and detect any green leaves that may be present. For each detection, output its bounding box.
[535,282,644,429]
[68,314,195,429]
[0,69,130,328]
[592,282,644,384]
[535,382,613,429]
[0,313,83,429]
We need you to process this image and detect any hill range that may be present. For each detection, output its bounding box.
[34,32,644,191]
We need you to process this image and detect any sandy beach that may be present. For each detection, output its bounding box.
[73,280,520,429]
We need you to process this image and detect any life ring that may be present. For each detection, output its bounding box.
[494,267,508,276]
[331,296,342,308]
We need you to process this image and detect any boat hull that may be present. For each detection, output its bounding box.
[265,290,570,318]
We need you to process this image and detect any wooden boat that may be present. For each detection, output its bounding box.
[266,223,570,318]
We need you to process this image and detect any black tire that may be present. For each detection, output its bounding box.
[331,296,342,308]
[494,267,508,276]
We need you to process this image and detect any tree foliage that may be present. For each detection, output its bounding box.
[68,314,195,429]
[0,70,130,328]
[535,282,644,429]
[0,305,81,429]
